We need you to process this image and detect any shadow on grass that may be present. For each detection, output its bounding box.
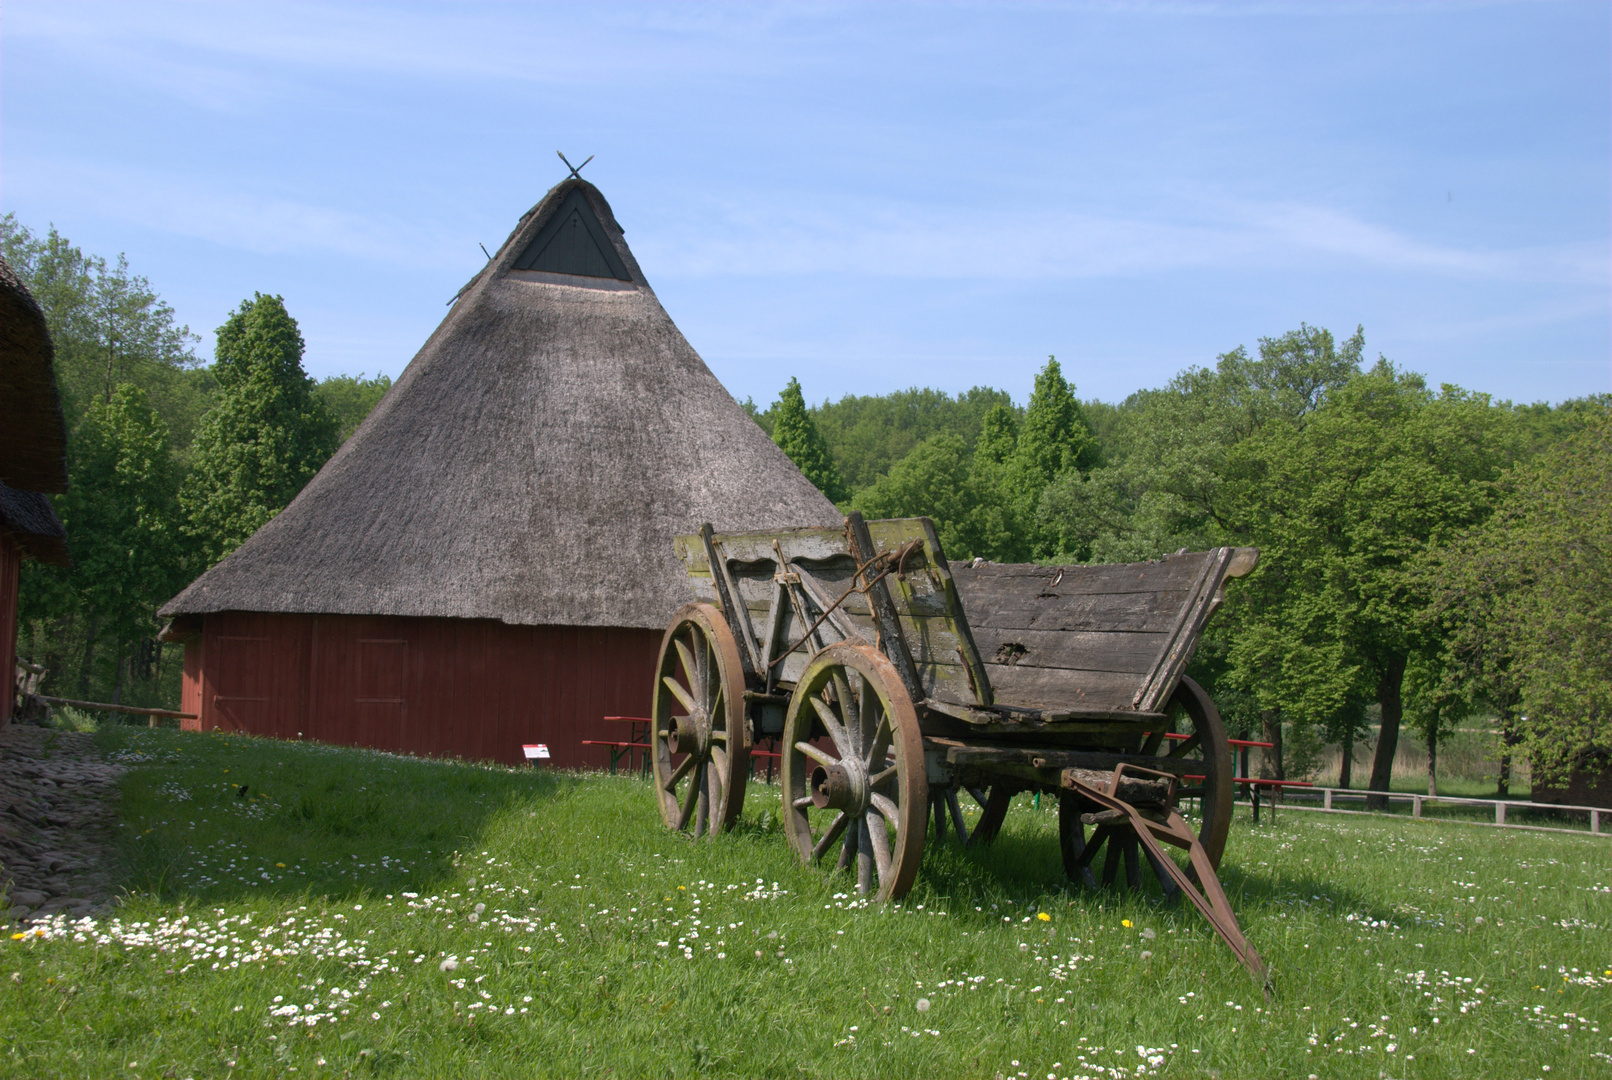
[95,723,585,908]
[889,803,1393,945]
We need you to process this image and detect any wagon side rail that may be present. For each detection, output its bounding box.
[952,546,1259,721]
[672,515,992,709]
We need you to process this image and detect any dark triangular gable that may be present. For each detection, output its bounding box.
[512,188,632,280]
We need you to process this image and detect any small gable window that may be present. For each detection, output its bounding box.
[512,189,632,281]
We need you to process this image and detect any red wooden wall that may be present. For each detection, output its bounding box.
[0,531,19,726]
[180,612,661,768]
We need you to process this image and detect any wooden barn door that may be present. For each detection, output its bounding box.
[212,632,273,733]
[356,635,408,750]
[308,616,413,753]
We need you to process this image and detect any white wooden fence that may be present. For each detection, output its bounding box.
[1278,787,1606,837]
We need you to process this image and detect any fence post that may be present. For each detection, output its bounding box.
[1324,788,1333,811]
[1592,809,1601,835]
[1495,801,1506,826]
[1412,796,1423,818]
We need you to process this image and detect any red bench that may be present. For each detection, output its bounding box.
[1164,732,1312,822]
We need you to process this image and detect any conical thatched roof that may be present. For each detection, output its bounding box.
[161,178,839,630]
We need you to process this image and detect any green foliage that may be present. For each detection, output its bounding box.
[1012,356,1098,485]
[181,294,339,566]
[3,218,203,704]
[767,377,849,503]
[1426,408,1612,784]
[21,386,188,697]
[850,434,979,557]
[808,385,1015,490]
[845,360,1099,562]
[0,215,205,451]
[313,372,394,442]
[1215,367,1522,727]
[991,357,1098,559]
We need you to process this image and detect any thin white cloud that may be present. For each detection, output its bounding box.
[637,191,1609,287]
[7,156,471,270]
[3,2,816,110]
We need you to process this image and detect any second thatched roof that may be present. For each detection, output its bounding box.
[161,177,839,631]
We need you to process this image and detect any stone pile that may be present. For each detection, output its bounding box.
[0,724,123,923]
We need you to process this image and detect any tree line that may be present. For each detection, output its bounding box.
[3,217,390,711]
[6,214,1604,797]
[757,329,1610,798]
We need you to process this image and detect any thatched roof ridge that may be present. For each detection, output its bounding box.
[161,178,839,629]
[0,255,68,493]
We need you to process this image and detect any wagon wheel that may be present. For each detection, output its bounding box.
[1060,675,1234,886]
[651,603,751,837]
[781,642,927,901]
[963,784,1018,847]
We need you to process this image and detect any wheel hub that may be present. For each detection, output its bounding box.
[669,711,710,757]
[809,757,869,814]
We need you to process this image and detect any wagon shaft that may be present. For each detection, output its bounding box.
[1062,768,1268,985]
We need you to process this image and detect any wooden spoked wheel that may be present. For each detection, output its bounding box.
[651,603,750,837]
[1059,674,1234,887]
[1150,675,1235,870]
[962,784,1017,847]
[781,643,927,901]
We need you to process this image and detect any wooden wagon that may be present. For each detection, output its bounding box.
[651,513,1265,977]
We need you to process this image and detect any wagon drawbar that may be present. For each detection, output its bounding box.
[649,512,1266,980]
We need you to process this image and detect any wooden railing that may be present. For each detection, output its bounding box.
[1280,786,1607,836]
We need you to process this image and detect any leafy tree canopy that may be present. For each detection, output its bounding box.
[314,372,393,442]
[180,294,338,566]
[21,385,186,695]
[768,377,849,503]
[1,215,205,452]
[1425,406,1611,783]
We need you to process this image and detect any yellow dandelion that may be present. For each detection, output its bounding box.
[1122,919,1133,928]
[276,863,286,868]
[9,933,25,941]
[678,885,686,891]
[1037,913,1051,922]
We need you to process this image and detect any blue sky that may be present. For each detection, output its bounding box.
[3,1,1607,409]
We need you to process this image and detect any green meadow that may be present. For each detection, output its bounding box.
[0,726,1607,1079]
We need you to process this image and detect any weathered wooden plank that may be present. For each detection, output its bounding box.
[954,554,1217,595]
[1133,548,1229,712]
[944,745,1198,777]
[985,664,1141,712]
[847,512,925,703]
[969,626,1167,675]
[956,588,1190,634]
[716,528,849,564]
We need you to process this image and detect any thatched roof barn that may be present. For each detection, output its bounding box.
[1,255,70,723]
[161,177,838,764]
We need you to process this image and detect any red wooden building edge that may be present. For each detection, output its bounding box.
[0,531,19,726]
[180,611,661,769]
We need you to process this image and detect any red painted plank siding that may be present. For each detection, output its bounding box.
[180,639,203,731]
[186,612,660,768]
[0,532,19,726]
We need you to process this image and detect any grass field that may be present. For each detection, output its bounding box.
[0,726,1607,1079]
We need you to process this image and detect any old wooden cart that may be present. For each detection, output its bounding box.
[651,513,1265,977]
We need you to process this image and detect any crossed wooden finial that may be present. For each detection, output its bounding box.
[557,151,594,180]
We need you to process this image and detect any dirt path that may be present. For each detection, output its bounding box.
[0,724,125,924]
